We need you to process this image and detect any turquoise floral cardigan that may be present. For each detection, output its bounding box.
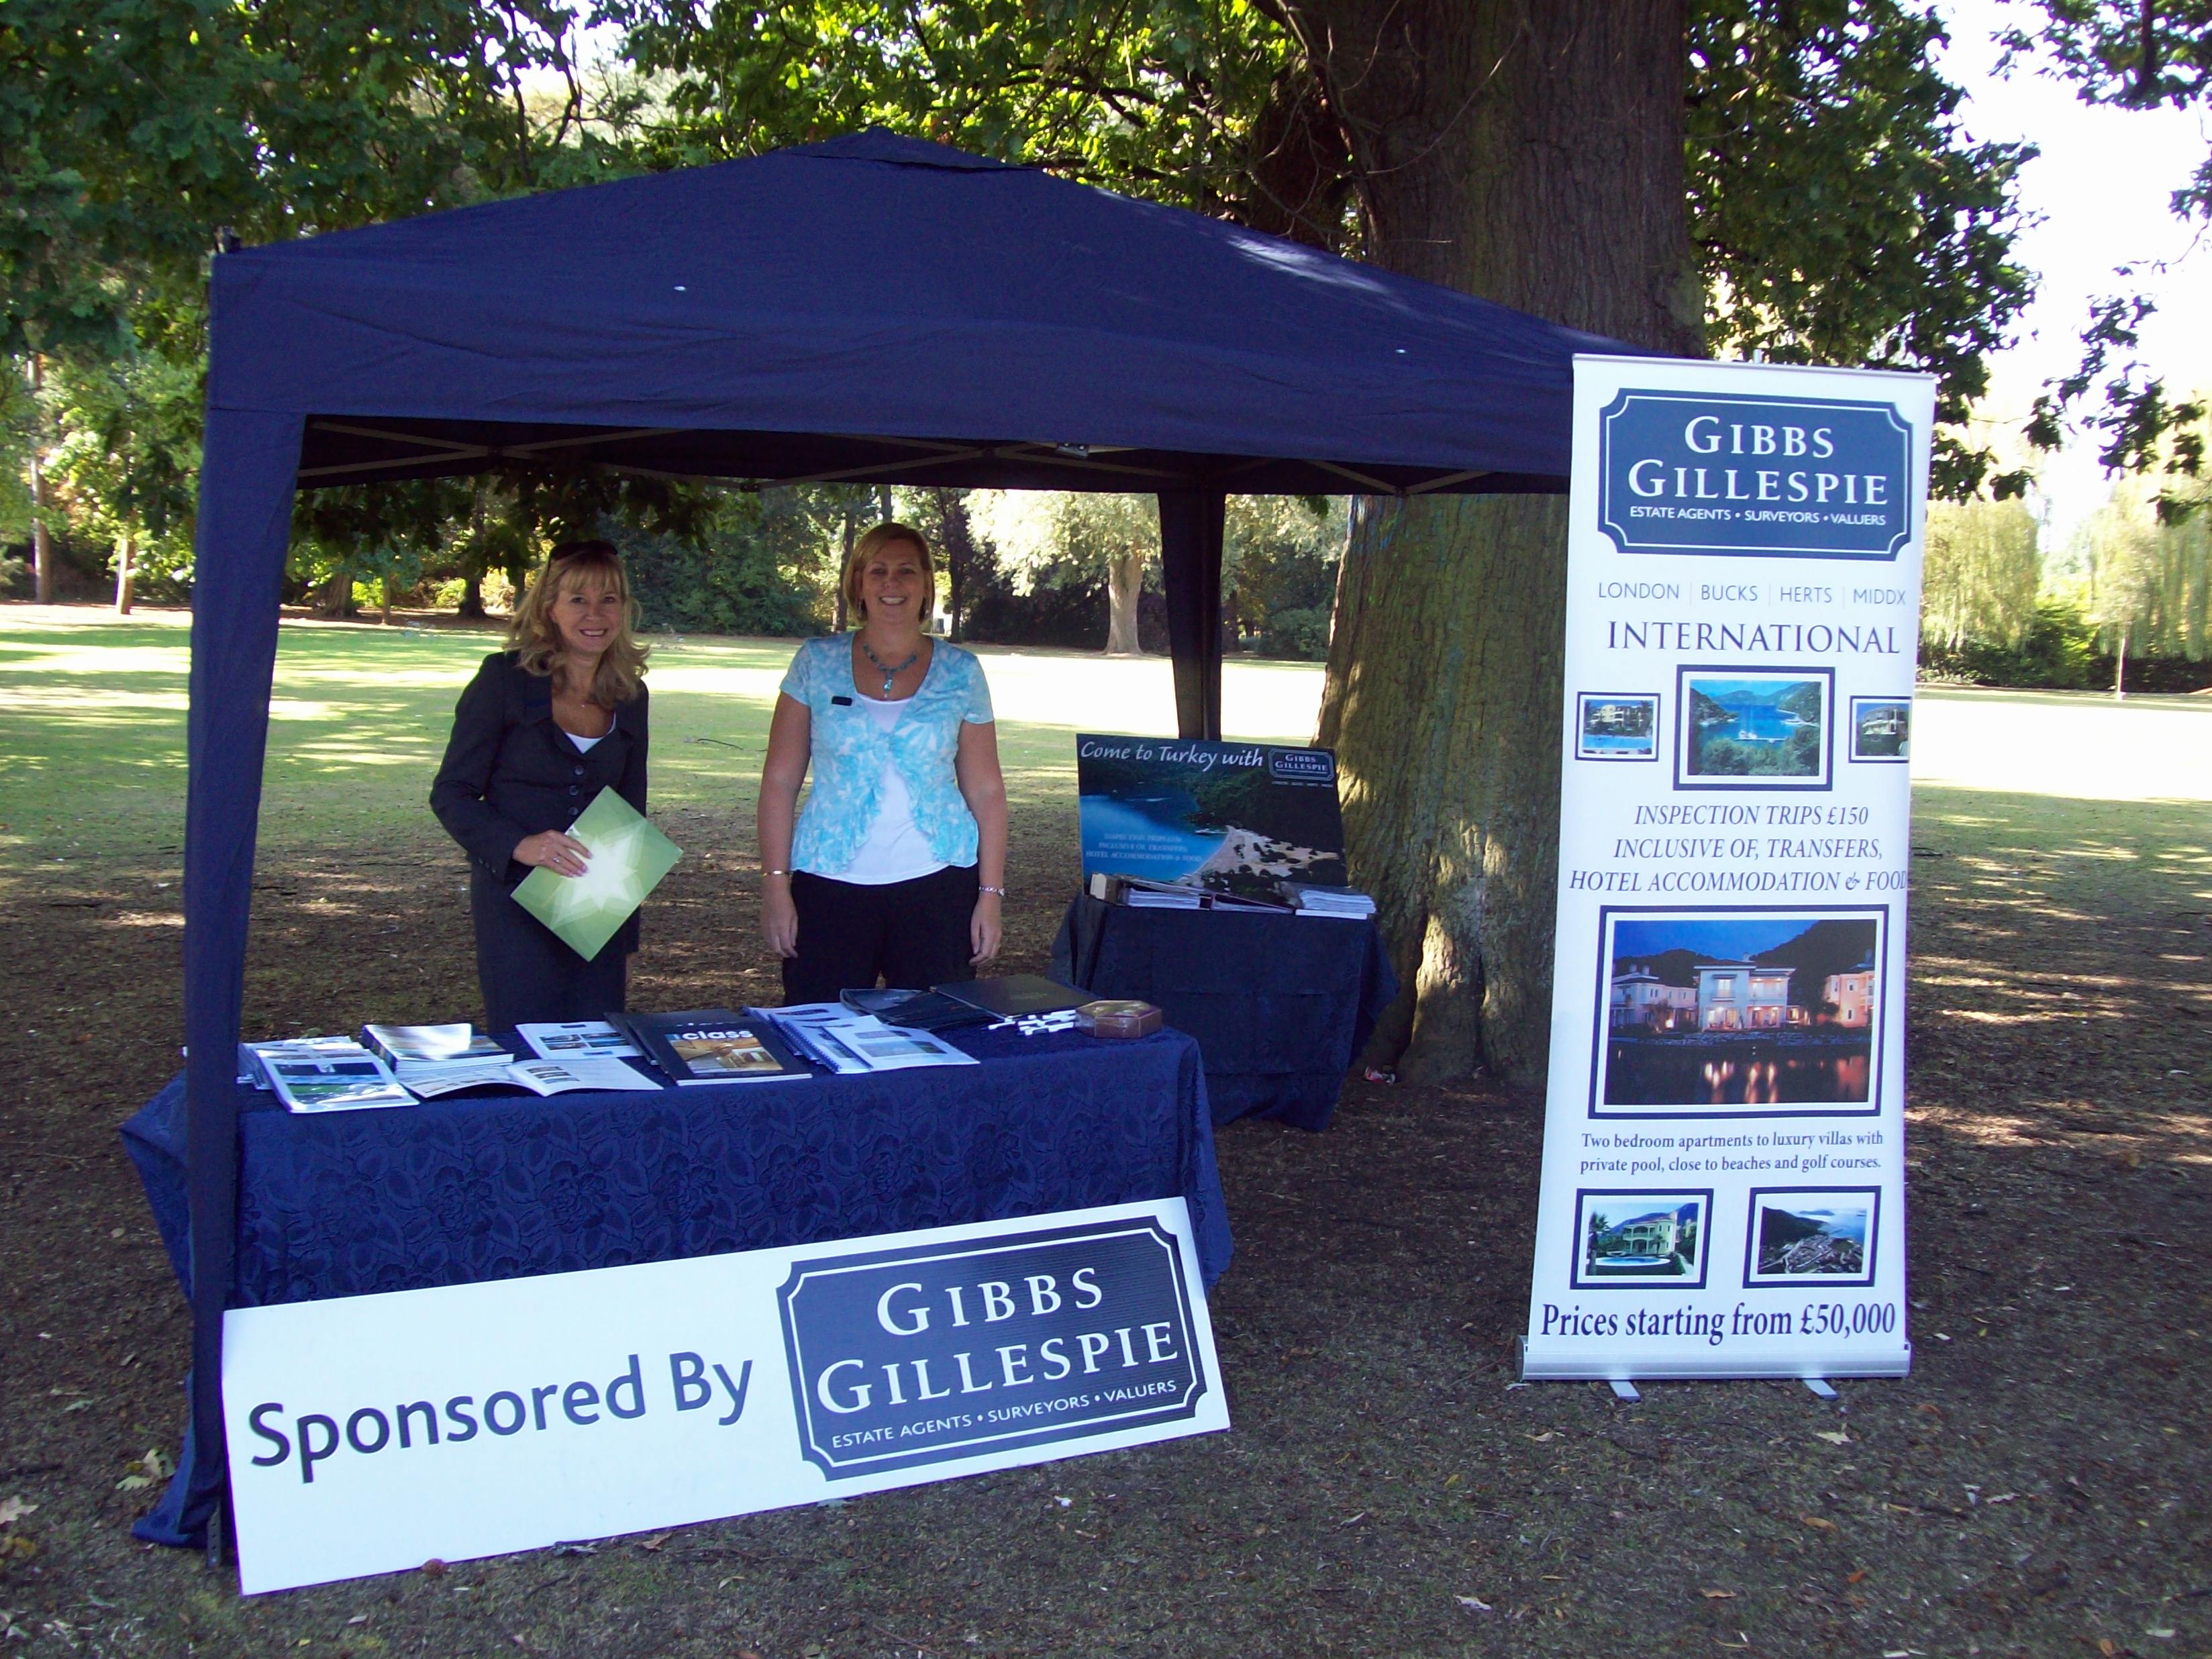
[781,635,996,876]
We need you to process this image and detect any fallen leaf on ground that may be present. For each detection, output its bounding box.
[2099,1640,2116,1657]
[1455,1595,1493,1613]
[1700,1589,1737,1600]
[1801,1515,1838,1531]
[0,1499,35,1527]
[1815,1429,1852,1446]
[1846,1569,1868,1585]
[420,1559,448,1578]
[638,1533,670,1552]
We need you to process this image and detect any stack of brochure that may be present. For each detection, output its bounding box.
[1278,882,1378,919]
[364,1023,517,1093]
[752,1004,980,1073]
[1088,872,1289,912]
[246,1038,415,1115]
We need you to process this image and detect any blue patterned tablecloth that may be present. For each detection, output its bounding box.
[121,1022,1230,1309]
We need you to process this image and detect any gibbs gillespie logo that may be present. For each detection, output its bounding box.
[777,1217,1209,1478]
[1597,391,1913,560]
[1268,746,1336,786]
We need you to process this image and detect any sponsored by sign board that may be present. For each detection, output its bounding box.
[223,1199,1225,1593]
[1521,356,1932,1385]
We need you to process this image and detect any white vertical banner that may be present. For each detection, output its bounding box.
[1520,356,1933,1384]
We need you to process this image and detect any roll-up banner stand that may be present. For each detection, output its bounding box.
[1521,356,1934,1386]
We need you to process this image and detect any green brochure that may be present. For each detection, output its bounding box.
[513,787,682,961]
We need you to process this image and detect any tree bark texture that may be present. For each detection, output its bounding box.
[1294,0,1703,1085]
[1105,548,1144,656]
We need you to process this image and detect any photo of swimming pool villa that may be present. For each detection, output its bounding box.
[1576,692,1660,760]
[1674,667,1832,789]
[1850,696,1911,762]
[1595,907,1883,1114]
[1571,1189,1712,1288]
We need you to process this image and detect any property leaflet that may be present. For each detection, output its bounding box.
[517,1019,644,1062]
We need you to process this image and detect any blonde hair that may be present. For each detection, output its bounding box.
[842,521,936,623]
[507,540,649,707]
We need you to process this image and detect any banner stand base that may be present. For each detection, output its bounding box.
[1607,1379,1641,1403]
[1803,1378,1840,1401]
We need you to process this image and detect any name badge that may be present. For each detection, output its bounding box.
[832,695,854,707]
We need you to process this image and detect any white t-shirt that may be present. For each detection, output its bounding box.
[838,697,950,885]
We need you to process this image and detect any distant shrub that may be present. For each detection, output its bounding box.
[1250,605,1331,660]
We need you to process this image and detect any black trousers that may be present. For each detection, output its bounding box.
[783,863,978,1005]
[470,869,631,1032]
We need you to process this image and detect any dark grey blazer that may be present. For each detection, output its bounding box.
[431,651,651,954]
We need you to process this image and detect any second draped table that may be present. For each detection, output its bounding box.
[1051,894,1397,1132]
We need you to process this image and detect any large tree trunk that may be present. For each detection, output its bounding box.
[1105,547,1144,655]
[29,356,51,604]
[936,488,974,641]
[1295,0,1703,1085]
[114,534,135,615]
[835,504,855,632]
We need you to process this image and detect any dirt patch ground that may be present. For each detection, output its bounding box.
[1,668,2208,1656]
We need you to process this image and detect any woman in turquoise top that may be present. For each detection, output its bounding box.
[756,522,1009,1002]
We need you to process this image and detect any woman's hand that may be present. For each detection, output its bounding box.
[970,890,1003,966]
[514,830,591,878]
[762,879,800,960]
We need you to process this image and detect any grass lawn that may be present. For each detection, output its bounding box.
[0,606,2207,1658]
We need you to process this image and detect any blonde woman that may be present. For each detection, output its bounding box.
[432,540,651,1029]
[758,521,1008,1002]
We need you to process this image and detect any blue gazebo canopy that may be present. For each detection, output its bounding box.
[176,128,1648,1540]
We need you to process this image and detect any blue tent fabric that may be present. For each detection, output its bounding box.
[168,128,1652,1546]
[213,131,1634,495]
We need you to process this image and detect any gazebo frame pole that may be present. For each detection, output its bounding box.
[1158,489,1226,740]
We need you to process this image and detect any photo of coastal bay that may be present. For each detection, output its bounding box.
[1744,1188,1878,1287]
[1075,735,1347,896]
[1571,1189,1712,1289]
[1577,692,1660,760]
[1595,907,1883,1114]
[1674,667,1832,788]
[1850,696,1911,761]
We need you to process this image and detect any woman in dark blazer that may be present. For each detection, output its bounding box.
[432,540,651,1030]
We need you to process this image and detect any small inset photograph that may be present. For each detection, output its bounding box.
[1595,906,1884,1115]
[1576,692,1661,762]
[1744,1187,1879,1287]
[1848,696,1911,762]
[1572,1189,1713,1290]
[1675,666,1833,789]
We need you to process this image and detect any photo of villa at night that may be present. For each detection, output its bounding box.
[1577,693,1660,760]
[1572,1191,1711,1287]
[1850,697,1911,761]
[1676,669,1831,787]
[1597,909,1881,1111]
[1745,1189,1877,1286]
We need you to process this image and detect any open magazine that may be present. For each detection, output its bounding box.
[404,1056,662,1098]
